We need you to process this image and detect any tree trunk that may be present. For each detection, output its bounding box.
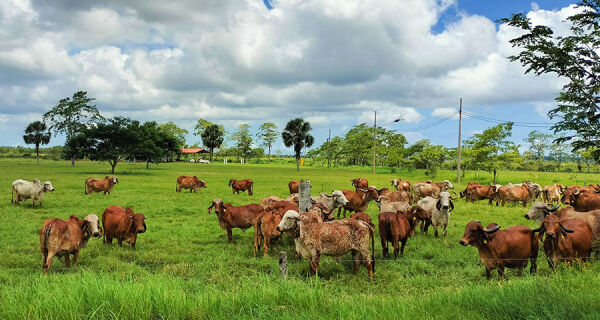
[146,161,150,169]
[209,149,214,162]
[110,160,117,174]
[493,169,497,185]
[268,146,271,163]
[71,157,75,167]
[36,143,40,165]
[296,154,300,171]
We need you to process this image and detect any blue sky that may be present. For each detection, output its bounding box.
[0,0,580,154]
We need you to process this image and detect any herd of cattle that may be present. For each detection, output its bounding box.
[9,175,600,280]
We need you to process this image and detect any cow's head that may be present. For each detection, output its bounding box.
[111,177,119,185]
[366,187,379,201]
[312,203,334,221]
[351,178,361,188]
[199,180,207,188]
[228,179,235,187]
[276,210,300,233]
[561,187,580,205]
[524,202,560,225]
[390,179,399,188]
[375,195,391,208]
[443,180,454,190]
[84,214,102,238]
[532,214,573,240]
[208,198,225,215]
[410,205,431,222]
[435,191,455,212]
[43,181,54,192]
[459,221,500,247]
[528,183,542,199]
[131,213,147,234]
[331,190,349,207]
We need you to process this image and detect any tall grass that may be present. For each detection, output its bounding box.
[1,159,599,319]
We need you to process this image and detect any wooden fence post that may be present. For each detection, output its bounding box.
[279,251,288,279]
[299,180,311,213]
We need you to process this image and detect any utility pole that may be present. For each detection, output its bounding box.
[327,129,331,168]
[372,110,376,174]
[457,98,463,183]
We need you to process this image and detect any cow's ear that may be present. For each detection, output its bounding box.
[449,200,454,212]
[436,199,442,211]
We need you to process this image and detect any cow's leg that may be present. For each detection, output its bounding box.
[400,238,407,256]
[522,200,526,207]
[72,250,80,265]
[131,242,136,249]
[393,238,399,259]
[434,225,439,238]
[443,224,448,237]
[498,265,505,281]
[227,228,233,243]
[105,236,113,244]
[485,268,491,279]
[337,207,342,218]
[118,239,123,247]
[64,254,71,267]
[352,250,361,273]
[43,251,56,275]
[516,267,523,277]
[264,236,270,257]
[381,238,388,257]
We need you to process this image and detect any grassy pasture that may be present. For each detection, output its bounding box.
[1,158,600,319]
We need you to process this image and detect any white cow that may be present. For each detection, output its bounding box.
[417,191,457,237]
[312,190,349,211]
[375,196,411,213]
[12,179,55,208]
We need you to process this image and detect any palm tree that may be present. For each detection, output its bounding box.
[201,124,224,162]
[282,118,314,171]
[23,121,51,165]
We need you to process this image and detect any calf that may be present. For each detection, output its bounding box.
[338,187,379,218]
[229,179,253,195]
[390,179,411,192]
[12,178,54,208]
[85,176,119,195]
[351,178,369,190]
[253,211,282,257]
[276,210,375,279]
[176,176,206,193]
[418,191,456,237]
[375,196,411,213]
[460,221,538,280]
[378,209,420,258]
[288,180,299,194]
[39,214,102,274]
[102,206,147,248]
[533,215,592,269]
[542,184,564,204]
[208,199,263,242]
[265,200,299,217]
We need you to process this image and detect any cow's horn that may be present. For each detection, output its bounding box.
[574,188,580,195]
[483,225,500,233]
[547,204,560,212]
[450,191,458,200]
[558,223,574,233]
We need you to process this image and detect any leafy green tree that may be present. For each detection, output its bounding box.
[201,124,224,162]
[66,117,136,173]
[42,91,104,166]
[129,121,179,168]
[282,118,314,171]
[257,122,278,163]
[503,2,600,159]
[232,124,253,163]
[524,130,552,171]
[159,121,188,149]
[463,123,516,181]
[550,138,570,171]
[410,142,446,177]
[23,121,51,165]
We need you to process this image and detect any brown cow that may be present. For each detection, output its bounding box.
[229,179,253,195]
[351,178,369,190]
[561,188,600,211]
[253,211,282,257]
[85,176,118,195]
[460,183,497,205]
[265,200,299,217]
[102,206,147,248]
[496,184,537,207]
[208,199,263,242]
[561,185,600,205]
[412,180,454,203]
[338,187,379,218]
[276,210,375,279]
[176,176,206,193]
[288,180,299,194]
[40,214,102,274]
[460,221,538,280]
[390,179,411,192]
[542,184,564,204]
[350,212,372,224]
[533,215,592,270]
[378,210,419,258]
[377,188,411,203]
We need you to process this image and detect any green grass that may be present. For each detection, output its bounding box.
[2,159,600,319]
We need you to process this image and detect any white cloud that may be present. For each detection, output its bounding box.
[431,107,458,118]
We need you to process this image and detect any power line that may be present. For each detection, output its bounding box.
[398,112,458,133]
[463,111,555,128]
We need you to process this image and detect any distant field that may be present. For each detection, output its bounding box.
[1,159,600,319]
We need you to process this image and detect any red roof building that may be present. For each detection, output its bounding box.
[181,148,209,154]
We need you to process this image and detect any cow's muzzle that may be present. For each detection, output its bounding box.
[442,205,449,210]
[546,232,555,238]
[524,214,530,220]
[459,239,468,246]
[93,232,101,238]
[275,226,281,232]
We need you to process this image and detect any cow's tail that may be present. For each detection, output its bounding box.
[40,223,53,266]
[368,222,375,273]
[249,181,254,195]
[253,215,262,256]
[11,185,14,204]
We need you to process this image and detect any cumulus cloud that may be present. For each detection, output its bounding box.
[0,0,577,147]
